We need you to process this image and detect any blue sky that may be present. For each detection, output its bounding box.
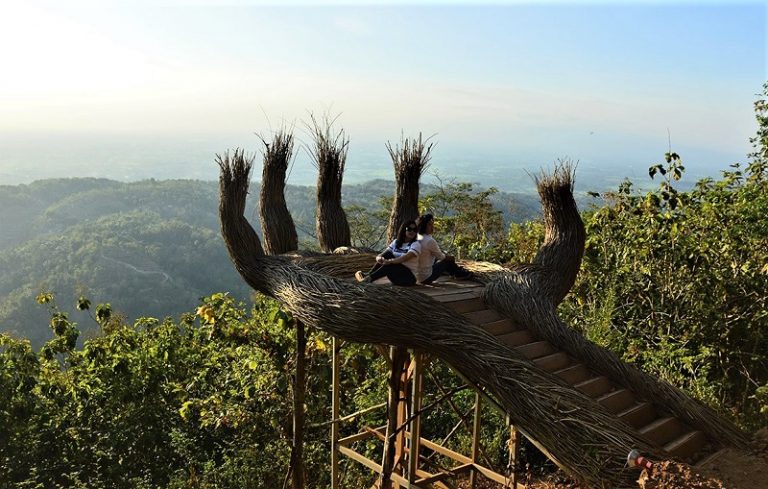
[0,1,765,188]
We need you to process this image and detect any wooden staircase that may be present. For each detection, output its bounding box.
[418,280,712,463]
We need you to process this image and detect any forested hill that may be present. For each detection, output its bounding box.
[0,177,540,346]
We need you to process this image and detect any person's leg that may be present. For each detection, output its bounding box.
[443,260,472,279]
[385,264,417,286]
[358,250,396,282]
[367,250,395,275]
[421,260,449,285]
[368,264,390,282]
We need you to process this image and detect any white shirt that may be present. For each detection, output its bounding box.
[414,234,445,282]
[393,240,421,279]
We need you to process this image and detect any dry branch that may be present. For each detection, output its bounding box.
[307,113,351,252]
[386,133,434,241]
[259,128,299,255]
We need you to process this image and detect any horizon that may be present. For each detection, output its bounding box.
[1,1,765,192]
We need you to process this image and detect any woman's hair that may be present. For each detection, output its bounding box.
[395,220,418,248]
[417,213,434,235]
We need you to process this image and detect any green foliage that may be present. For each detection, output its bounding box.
[421,178,506,260]
[557,154,768,427]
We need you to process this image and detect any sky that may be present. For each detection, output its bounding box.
[0,0,765,190]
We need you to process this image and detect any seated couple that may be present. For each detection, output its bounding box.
[355,213,473,286]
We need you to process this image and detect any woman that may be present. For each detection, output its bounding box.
[414,213,472,284]
[355,220,421,286]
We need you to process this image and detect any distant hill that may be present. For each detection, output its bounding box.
[0,177,541,346]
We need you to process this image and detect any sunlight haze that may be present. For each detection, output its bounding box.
[0,0,765,189]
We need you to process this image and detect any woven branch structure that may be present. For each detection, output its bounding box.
[479,165,749,451]
[385,134,433,241]
[259,129,299,255]
[218,152,673,488]
[308,114,351,252]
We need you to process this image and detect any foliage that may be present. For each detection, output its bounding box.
[556,153,768,427]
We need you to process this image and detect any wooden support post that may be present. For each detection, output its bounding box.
[291,320,307,489]
[469,391,482,488]
[407,351,423,483]
[382,346,409,489]
[506,416,519,489]
[331,338,341,489]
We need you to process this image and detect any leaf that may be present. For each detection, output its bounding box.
[76,296,91,311]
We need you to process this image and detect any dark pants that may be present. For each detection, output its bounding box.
[368,251,417,286]
[421,259,472,285]
[367,250,395,275]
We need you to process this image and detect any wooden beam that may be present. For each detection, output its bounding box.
[338,425,386,446]
[407,351,423,483]
[416,463,473,484]
[384,346,409,489]
[419,437,472,465]
[339,445,382,473]
[331,338,341,489]
[470,392,482,488]
[507,416,519,488]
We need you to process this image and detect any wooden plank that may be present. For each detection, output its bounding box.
[472,463,511,485]
[665,430,707,461]
[553,363,592,385]
[533,352,571,372]
[574,376,613,398]
[497,329,535,347]
[431,290,483,302]
[408,352,424,482]
[617,402,657,429]
[638,416,682,446]
[464,309,503,325]
[419,436,473,464]
[598,389,635,413]
[470,392,482,488]
[331,338,341,489]
[339,445,382,473]
[481,319,517,336]
[390,471,424,489]
[449,298,486,314]
[416,463,473,484]
[338,425,386,446]
[516,341,556,360]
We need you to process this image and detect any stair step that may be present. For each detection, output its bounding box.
[574,376,613,398]
[533,352,572,372]
[665,430,707,461]
[449,298,486,314]
[696,448,728,468]
[639,416,683,446]
[483,319,518,336]
[464,309,503,325]
[553,364,592,384]
[516,341,556,360]
[497,329,535,347]
[597,389,635,413]
[617,402,657,429]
